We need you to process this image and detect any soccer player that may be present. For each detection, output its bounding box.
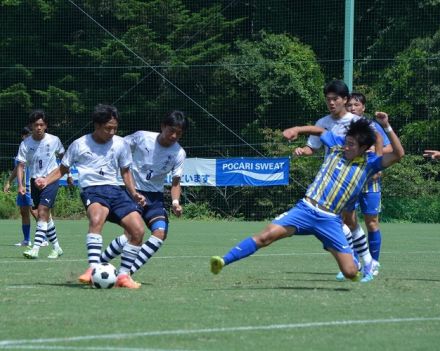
[210,115,404,282]
[100,110,187,276]
[423,150,440,159]
[35,104,146,289]
[17,111,65,259]
[4,127,37,247]
[285,81,373,275]
[344,92,393,277]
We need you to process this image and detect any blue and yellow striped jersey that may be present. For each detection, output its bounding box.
[305,132,383,214]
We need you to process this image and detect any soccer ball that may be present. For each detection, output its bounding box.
[91,263,117,289]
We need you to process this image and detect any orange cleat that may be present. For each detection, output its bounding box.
[78,267,93,285]
[115,274,141,289]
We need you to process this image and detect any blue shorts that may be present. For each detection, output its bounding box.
[16,192,33,207]
[80,185,139,224]
[345,192,381,215]
[31,179,59,209]
[272,199,352,254]
[137,191,168,232]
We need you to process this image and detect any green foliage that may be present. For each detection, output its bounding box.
[218,31,324,122]
[179,201,219,220]
[51,187,85,219]
[400,120,440,153]
[381,155,440,222]
[0,83,32,111]
[0,188,18,219]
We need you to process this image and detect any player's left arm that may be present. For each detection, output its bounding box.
[170,177,183,217]
[375,112,405,169]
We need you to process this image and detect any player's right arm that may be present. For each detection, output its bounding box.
[16,162,26,195]
[3,164,18,192]
[282,125,326,141]
[283,126,324,156]
[35,164,70,189]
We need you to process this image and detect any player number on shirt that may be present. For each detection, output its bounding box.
[38,159,43,169]
[146,170,153,180]
[99,168,104,176]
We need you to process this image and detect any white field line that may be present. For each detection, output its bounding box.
[0,346,188,351]
[0,317,440,348]
[2,250,439,265]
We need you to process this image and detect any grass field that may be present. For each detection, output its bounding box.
[0,219,439,351]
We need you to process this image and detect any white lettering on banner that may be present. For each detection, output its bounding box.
[222,162,254,171]
[255,162,285,171]
[222,161,285,171]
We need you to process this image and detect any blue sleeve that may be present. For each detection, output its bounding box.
[373,121,391,146]
[368,153,384,173]
[321,131,344,148]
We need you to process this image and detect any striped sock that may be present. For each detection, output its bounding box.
[120,243,142,275]
[86,233,102,268]
[100,234,128,262]
[352,225,372,266]
[129,236,163,275]
[46,219,61,250]
[32,221,47,251]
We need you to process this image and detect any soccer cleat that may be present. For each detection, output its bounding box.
[40,240,49,247]
[371,260,381,276]
[23,248,39,259]
[360,262,374,283]
[335,271,346,281]
[47,247,63,259]
[78,267,93,284]
[210,256,225,275]
[115,274,141,289]
[15,240,31,247]
[360,272,374,283]
[350,271,362,282]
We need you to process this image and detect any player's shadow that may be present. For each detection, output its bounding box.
[285,271,337,276]
[205,284,351,292]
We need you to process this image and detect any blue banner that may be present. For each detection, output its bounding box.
[216,157,289,186]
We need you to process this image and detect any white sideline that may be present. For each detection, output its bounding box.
[2,250,439,265]
[1,317,439,348]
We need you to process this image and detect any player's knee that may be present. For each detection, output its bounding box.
[365,216,379,231]
[341,265,358,279]
[152,229,167,241]
[253,232,275,247]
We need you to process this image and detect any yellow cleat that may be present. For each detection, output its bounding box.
[210,256,225,275]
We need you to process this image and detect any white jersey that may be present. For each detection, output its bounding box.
[124,131,186,192]
[16,133,65,178]
[307,112,359,153]
[61,134,132,189]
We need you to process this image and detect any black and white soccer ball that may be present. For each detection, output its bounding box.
[91,263,117,289]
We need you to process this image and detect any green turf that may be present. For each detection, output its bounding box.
[0,220,439,350]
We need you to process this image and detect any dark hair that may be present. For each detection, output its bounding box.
[29,109,47,124]
[92,104,119,125]
[349,92,366,105]
[162,110,188,131]
[346,118,376,149]
[21,126,31,136]
[323,80,349,98]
